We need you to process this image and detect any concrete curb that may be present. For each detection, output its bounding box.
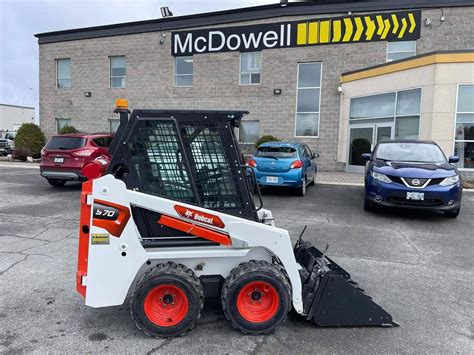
[0,163,39,169]
[316,181,364,187]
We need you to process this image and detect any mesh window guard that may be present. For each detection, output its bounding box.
[129,120,196,203]
[182,122,244,210]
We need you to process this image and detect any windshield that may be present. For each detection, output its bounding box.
[45,137,86,150]
[255,146,298,159]
[375,143,446,163]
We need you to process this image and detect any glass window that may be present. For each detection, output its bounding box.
[45,136,86,150]
[110,56,126,88]
[350,93,396,119]
[295,63,321,137]
[397,89,421,116]
[375,142,446,163]
[56,59,71,88]
[255,146,298,158]
[239,120,260,143]
[240,52,262,85]
[175,56,193,86]
[109,119,120,133]
[396,116,419,140]
[56,118,71,133]
[455,85,474,169]
[387,41,416,62]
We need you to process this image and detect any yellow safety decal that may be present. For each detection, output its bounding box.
[91,233,110,245]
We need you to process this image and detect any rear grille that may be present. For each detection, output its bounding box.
[387,192,444,207]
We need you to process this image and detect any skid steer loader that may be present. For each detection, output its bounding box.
[76,100,396,337]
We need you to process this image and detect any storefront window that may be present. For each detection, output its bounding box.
[109,119,120,133]
[175,56,193,86]
[455,85,474,169]
[239,120,260,143]
[350,88,421,140]
[295,62,321,137]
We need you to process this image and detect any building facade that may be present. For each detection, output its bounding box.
[36,1,474,174]
[0,104,35,133]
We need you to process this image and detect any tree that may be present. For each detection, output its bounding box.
[59,125,79,134]
[14,123,46,159]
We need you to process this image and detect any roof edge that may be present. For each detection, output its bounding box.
[35,0,474,44]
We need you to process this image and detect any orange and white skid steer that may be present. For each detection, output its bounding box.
[76,100,397,337]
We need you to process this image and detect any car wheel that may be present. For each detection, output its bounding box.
[296,176,306,196]
[47,178,67,187]
[363,196,375,212]
[444,207,460,218]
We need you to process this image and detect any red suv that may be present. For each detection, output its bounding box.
[40,133,114,187]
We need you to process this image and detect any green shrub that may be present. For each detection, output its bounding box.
[12,148,31,162]
[255,135,280,148]
[59,125,79,134]
[14,123,46,159]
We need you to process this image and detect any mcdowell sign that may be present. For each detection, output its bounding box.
[172,10,421,56]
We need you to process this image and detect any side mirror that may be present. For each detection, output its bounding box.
[311,153,319,159]
[448,155,459,164]
[361,153,372,161]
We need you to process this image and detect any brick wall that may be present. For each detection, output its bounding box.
[39,7,474,171]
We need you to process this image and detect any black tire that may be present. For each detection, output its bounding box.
[363,196,375,212]
[296,176,306,196]
[221,260,291,335]
[130,262,204,338]
[444,207,460,218]
[47,178,66,187]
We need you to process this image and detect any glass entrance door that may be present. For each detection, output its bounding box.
[347,123,394,172]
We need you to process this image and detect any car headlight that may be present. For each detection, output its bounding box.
[439,174,459,186]
[371,171,392,183]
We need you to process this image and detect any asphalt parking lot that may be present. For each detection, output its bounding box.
[1,166,473,354]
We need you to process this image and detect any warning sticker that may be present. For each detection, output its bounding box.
[91,233,110,245]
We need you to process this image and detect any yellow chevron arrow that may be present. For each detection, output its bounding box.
[353,17,364,41]
[364,16,376,40]
[398,18,408,38]
[376,15,385,36]
[391,14,399,34]
[343,17,353,42]
[381,18,391,39]
[408,13,416,33]
[332,20,342,42]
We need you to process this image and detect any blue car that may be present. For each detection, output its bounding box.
[247,141,317,196]
[363,140,462,217]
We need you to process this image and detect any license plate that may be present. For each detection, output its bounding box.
[266,176,278,183]
[54,157,64,164]
[406,192,424,200]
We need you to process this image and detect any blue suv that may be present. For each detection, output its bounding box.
[247,142,318,196]
[363,140,462,218]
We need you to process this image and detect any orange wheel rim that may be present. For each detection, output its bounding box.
[144,284,189,327]
[236,281,279,323]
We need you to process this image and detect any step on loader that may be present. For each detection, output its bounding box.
[76,100,397,337]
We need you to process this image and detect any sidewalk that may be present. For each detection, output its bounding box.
[316,171,364,186]
[0,161,39,169]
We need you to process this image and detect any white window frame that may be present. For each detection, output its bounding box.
[174,56,193,87]
[109,56,126,88]
[453,83,474,171]
[294,62,322,138]
[56,118,71,133]
[56,58,71,89]
[386,41,417,62]
[239,52,262,86]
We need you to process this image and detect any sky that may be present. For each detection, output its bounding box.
[0,0,275,122]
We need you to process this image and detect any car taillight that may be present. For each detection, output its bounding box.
[290,160,303,169]
[73,149,95,157]
[247,159,257,168]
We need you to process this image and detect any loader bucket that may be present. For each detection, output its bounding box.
[294,240,397,327]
